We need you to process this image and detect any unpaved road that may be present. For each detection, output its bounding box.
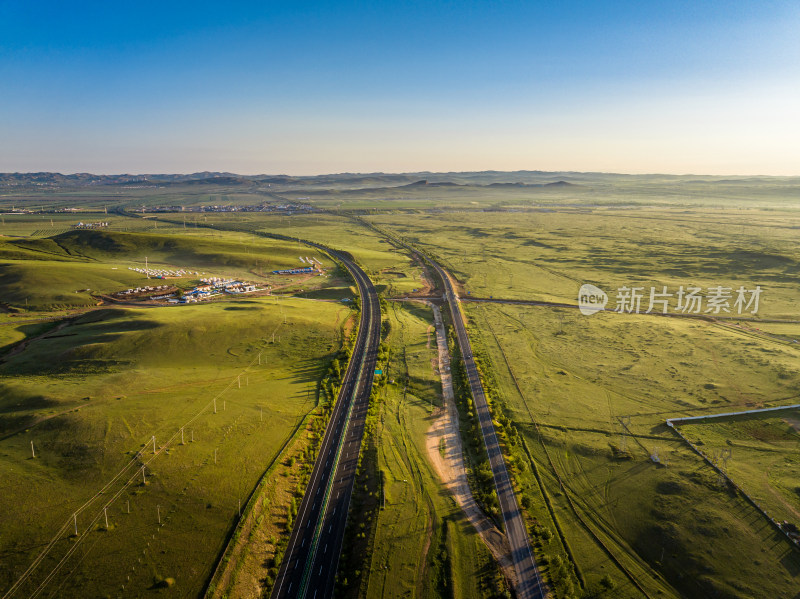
[424,303,519,589]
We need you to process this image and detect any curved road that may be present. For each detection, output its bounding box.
[429,260,545,599]
[270,248,380,599]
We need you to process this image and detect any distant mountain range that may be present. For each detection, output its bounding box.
[1,170,798,189]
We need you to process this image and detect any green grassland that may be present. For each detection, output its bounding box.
[2,172,800,213]
[0,316,61,354]
[0,210,406,599]
[358,301,504,599]
[370,207,800,319]
[168,211,428,297]
[729,321,800,346]
[3,177,800,598]
[0,212,178,238]
[280,175,800,210]
[0,227,336,310]
[8,173,798,211]
[678,409,800,526]
[465,301,800,598]
[0,297,349,598]
[1,185,270,212]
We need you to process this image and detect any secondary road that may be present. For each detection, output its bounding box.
[428,259,546,599]
[270,248,381,599]
[354,218,545,598]
[424,302,519,588]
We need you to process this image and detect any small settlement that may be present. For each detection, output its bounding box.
[112,284,177,300]
[273,256,324,275]
[174,277,259,303]
[111,256,325,305]
[114,278,260,304]
[74,221,109,229]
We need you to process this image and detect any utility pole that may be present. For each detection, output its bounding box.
[31,441,35,458]
[73,513,79,536]
[214,398,217,414]
[191,429,194,442]
[157,505,161,525]
[238,375,241,389]
[152,436,156,454]
[260,407,263,422]
[127,499,130,514]
[104,507,109,529]
[142,466,147,485]
[181,428,184,445]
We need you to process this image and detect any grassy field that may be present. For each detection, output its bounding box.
[0,213,129,237]
[0,208,407,599]
[370,207,800,319]
[4,172,798,211]
[364,201,800,596]
[357,301,505,599]
[463,301,800,598]
[0,294,350,597]
[0,227,337,310]
[0,316,62,355]
[3,177,800,597]
[170,211,428,297]
[678,409,800,526]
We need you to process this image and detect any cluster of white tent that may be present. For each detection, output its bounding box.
[116,284,172,296]
[128,266,201,278]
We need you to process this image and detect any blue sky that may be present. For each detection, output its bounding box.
[1,1,798,174]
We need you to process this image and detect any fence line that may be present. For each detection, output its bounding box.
[666,404,800,550]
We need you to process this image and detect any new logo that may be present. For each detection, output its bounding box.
[578,284,607,315]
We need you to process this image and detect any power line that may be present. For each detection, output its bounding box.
[4,347,270,599]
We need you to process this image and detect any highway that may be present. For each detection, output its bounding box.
[270,248,380,599]
[428,260,546,599]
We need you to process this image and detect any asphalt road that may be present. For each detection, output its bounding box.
[429,260,546,599]
[270,249,380,599]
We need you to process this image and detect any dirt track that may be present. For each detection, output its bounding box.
[424,303,518,589]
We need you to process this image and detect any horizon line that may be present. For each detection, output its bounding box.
[2,169,799,179]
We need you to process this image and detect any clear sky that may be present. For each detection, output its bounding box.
[1,1,798,175]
